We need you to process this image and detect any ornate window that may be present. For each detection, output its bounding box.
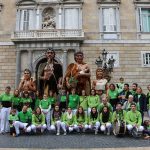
[98,0,121,39]
[135,0,150,39]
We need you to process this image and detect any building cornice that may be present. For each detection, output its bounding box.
[133,0,150,4]
[97,0,121,4]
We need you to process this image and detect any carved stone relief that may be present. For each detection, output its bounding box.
[42,7,56,29]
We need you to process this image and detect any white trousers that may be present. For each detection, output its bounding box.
[31,124,47,133]
[14,121,31,135]
[148,109,150,118]
[0,107,11,132]
[43,110,51,129]
[100,123,112,132]
[89,121,100,130]
[74,124,89,132]
[50,121,66,133]
[127,124,144,132]
[61,122,74,132]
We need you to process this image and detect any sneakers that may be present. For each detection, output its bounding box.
[95,129,98,135]
[56,132,60,136]
[63,131,67,136]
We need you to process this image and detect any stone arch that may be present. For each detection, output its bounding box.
[32,51,63,93]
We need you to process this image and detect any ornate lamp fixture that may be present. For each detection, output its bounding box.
[95,49,115,81]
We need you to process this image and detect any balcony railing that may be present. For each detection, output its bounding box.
[11,29,84,41]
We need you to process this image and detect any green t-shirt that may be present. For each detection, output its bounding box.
[34,98,40,110]
[74,114,88,125]
[108,90,118,99]
[48,97,56,105]
[18,111,32,123]
[9,114,19,127]
[60,95,67,102]
[12,96,20,106]
[68,94,79,109]
[21,97,32,104]
[40,99,51,109]
[63,112,75,126]
[79,96,88,111]
[0,93,12,102]
[32,113,45,126]
[112,110,126,123]
[126,110,142,126]
[88,95,99,108]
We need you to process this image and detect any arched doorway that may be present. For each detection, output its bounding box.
[33,53,63,96]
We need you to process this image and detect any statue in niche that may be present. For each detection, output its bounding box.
[42,8,56,29]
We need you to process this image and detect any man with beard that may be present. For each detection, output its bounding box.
[39,48,63,96]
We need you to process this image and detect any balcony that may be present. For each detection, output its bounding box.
[11,29,84,42]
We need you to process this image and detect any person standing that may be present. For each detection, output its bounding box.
[0,86,12,134]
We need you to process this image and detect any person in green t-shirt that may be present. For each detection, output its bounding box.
[100,106,112,135]
[9,108,18,137]
[74,106,88,133]
[126,103,144,133]
[88,89,100,115]
[59,89,67,112]
[62,107,75,133]
[39,94,51,130]
[50,104,66,135]
[34,91,41,110]
[143,120,150,139]
[31,107,46,133]
[88,107,100,135]
[68,88,79,114]
[14,105,32,136]
[116,77,124,93]
[107,83,119,111]
[0,86,12,134]
[21,91,32,109]
[79,90,88,114]
[48,90,56,110]
[12,89,21,112]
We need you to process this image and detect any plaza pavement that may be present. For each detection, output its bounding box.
[0,133,149,149]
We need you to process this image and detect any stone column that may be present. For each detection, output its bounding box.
[28,50,33,73]
[63,49,68,76]
[15,50,21,88]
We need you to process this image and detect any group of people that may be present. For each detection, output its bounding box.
[0,49,149,139]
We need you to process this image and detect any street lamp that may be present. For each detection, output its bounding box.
[95,49,115,81]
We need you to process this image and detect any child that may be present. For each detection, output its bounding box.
[74,106,88,133]
[143,120,150,139]
[34,91,41,110]
[9,109,18,137]
[100,106,112,135]
[59,89,67,112]
[48,90,56,110]
[39,94,51,130]
[88,107,100,135]
[50,104,66,135]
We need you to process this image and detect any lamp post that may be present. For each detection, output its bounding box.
[95,49,115,81]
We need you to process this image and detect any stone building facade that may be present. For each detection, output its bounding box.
[0,0,150,93]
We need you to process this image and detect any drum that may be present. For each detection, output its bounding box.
[113,120,126,136]
[131,127,142,138]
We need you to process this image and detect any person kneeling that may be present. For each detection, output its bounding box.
[100,106,112,135]
[74,106,88,133]
[50,104,66,135]
[88,107,100,135]
[31,107,46,133]
[126,103,144,137]
[14,105,32,136]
